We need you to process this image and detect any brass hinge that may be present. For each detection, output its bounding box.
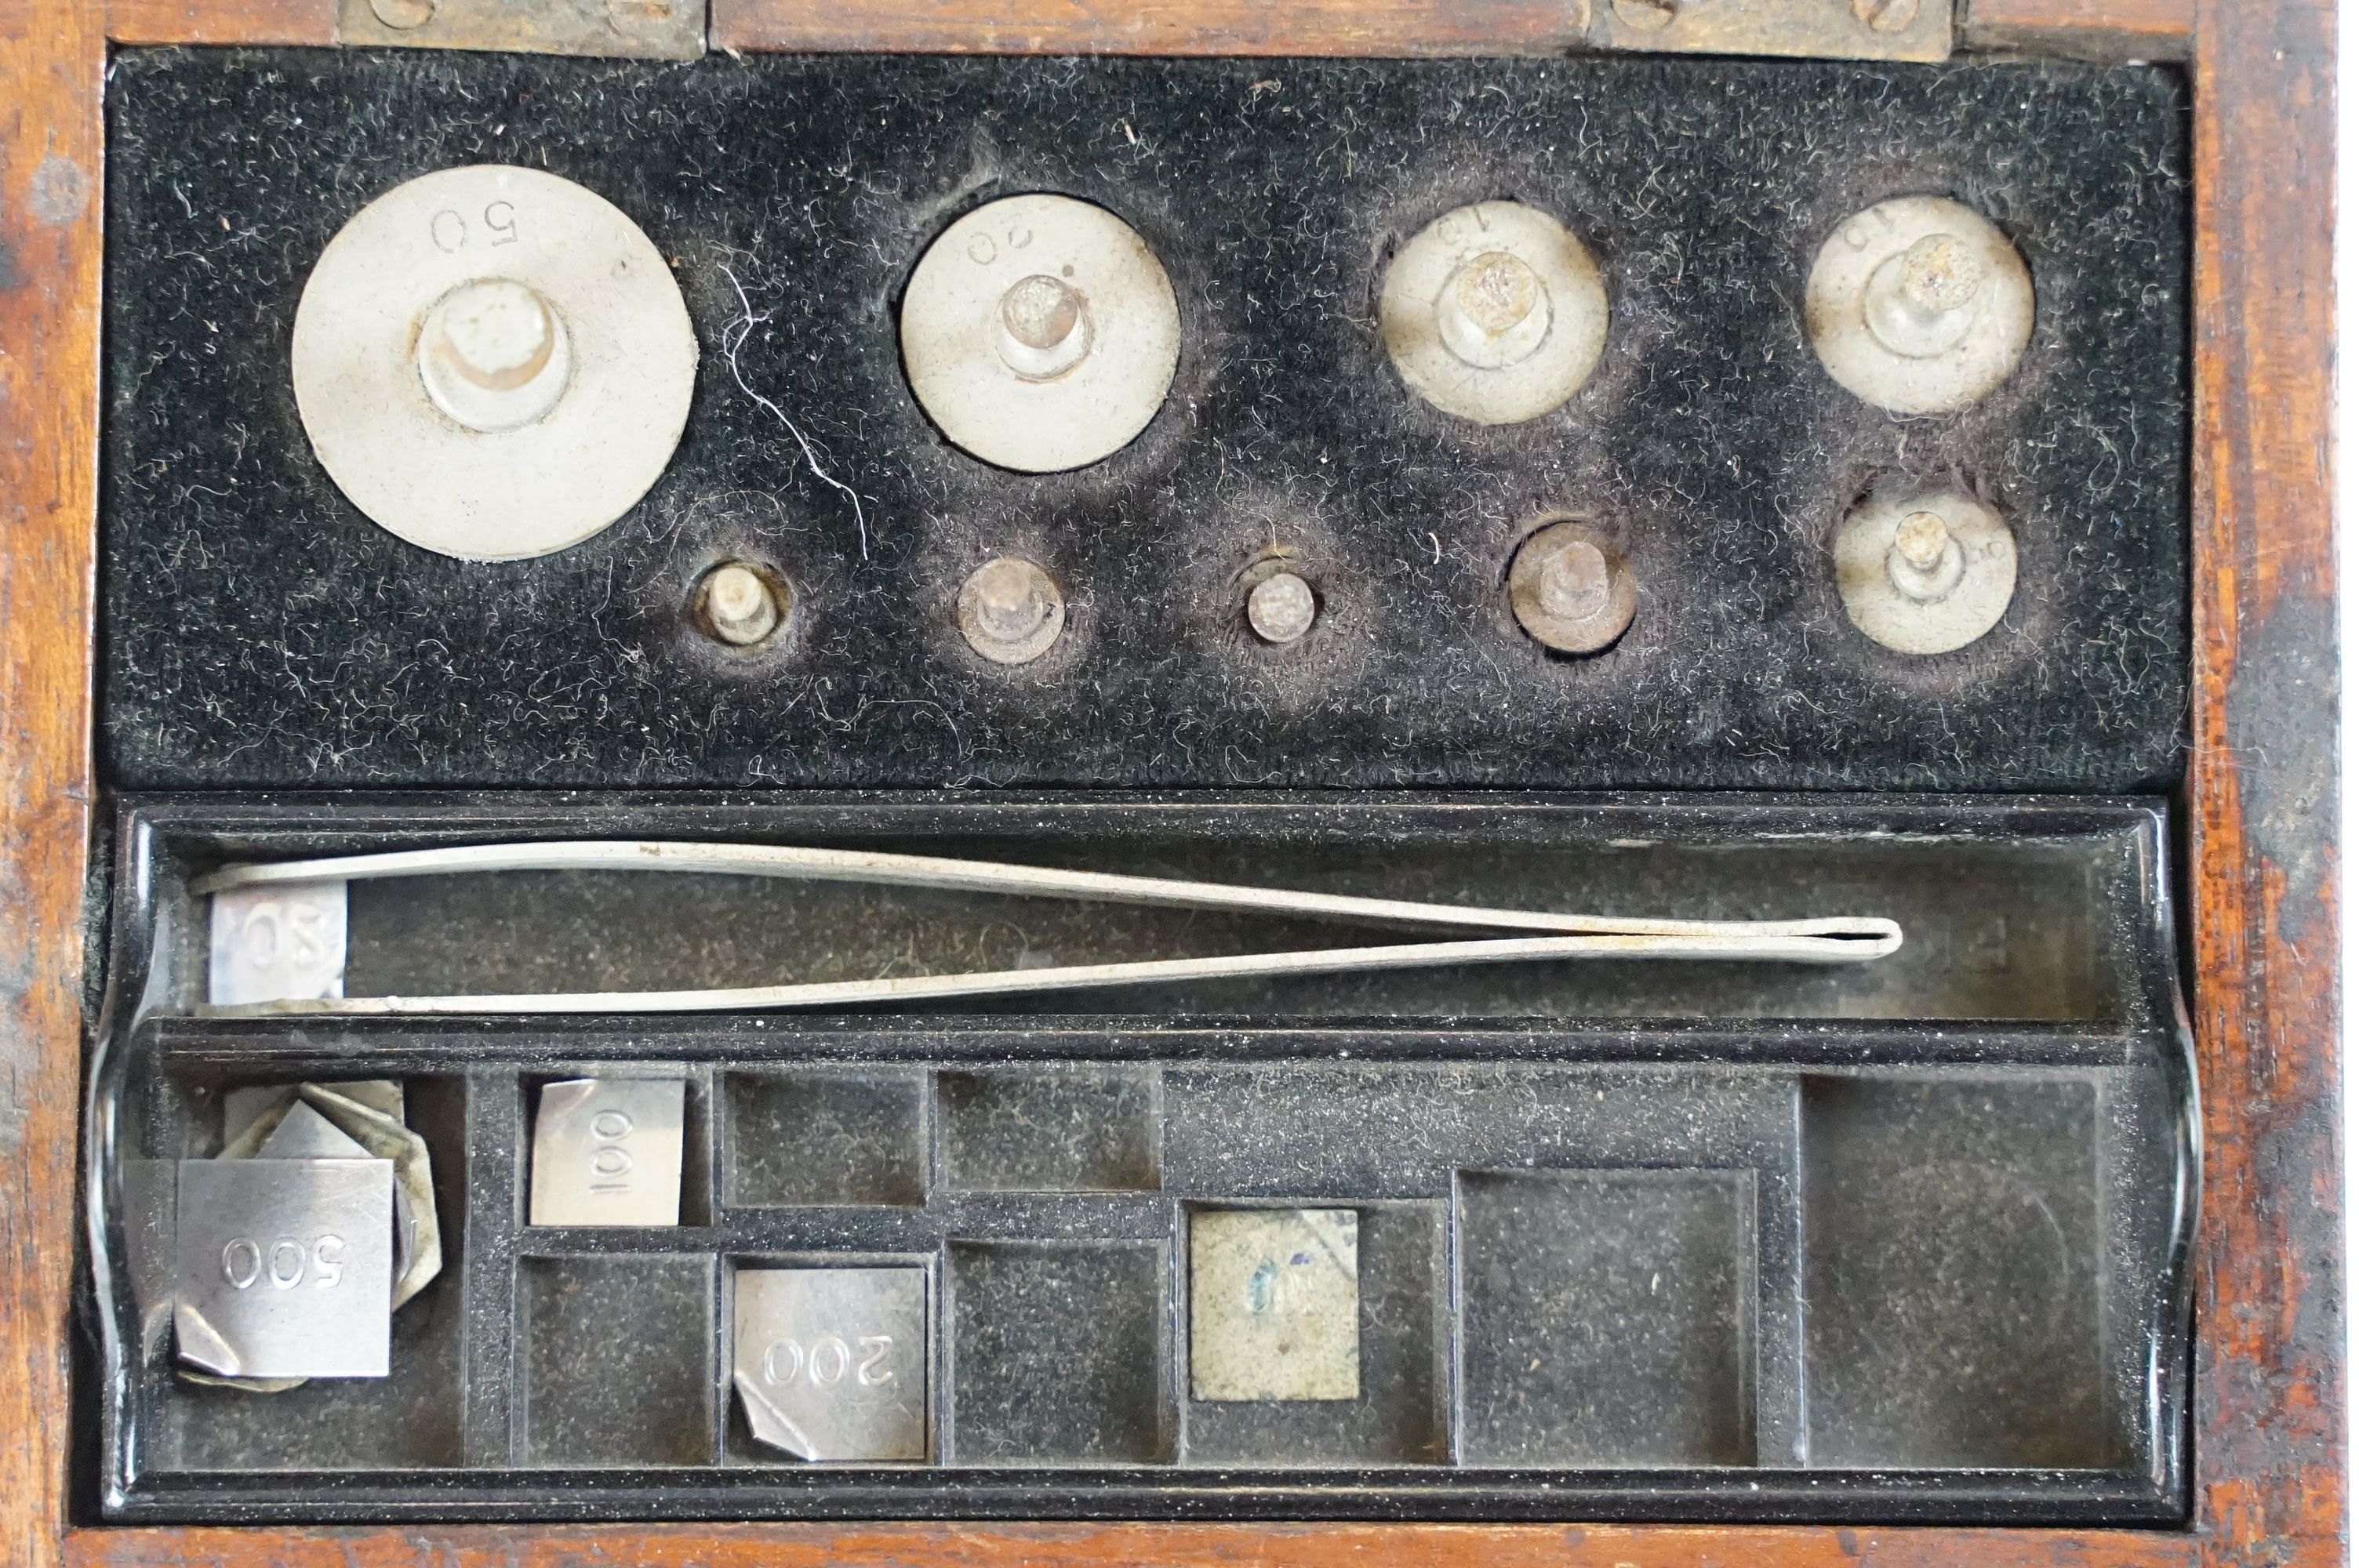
[332,0,1941,67]
[336,0,707,59]
[1576,0,1952,63]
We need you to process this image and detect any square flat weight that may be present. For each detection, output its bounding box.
[733,1268,928,1461]
[530,1077,685,1228]
[1190,1210,1360,1402]
[173,1156,395,1381]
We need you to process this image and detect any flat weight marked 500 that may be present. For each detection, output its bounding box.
[173,1157,397,1381]
[219,1233,349,1291]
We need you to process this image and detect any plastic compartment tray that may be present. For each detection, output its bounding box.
[86,793,2194,1523]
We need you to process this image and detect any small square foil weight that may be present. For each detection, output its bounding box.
[529,1077,685,1227]
[734,1268,928,1461]
[173,1156,395,1381]
[1190,1208,1360,1402]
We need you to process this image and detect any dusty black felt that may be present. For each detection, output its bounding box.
[101,49,2190,790]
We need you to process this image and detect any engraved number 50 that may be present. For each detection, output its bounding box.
[238,899,330,972]
[430,198,522,253]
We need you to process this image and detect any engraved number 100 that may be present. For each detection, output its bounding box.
[762,1334,894,1389]
[587,1107,634,1196]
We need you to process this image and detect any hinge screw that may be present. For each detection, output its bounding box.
[368,0,436,28]
[1611,0,1678,31]
[1855,0,1921,31]
[609,0,679,31]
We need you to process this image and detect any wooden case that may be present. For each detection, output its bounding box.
[0,0,2335,1564]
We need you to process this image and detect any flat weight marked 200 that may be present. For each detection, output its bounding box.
[734,1268,929,1461]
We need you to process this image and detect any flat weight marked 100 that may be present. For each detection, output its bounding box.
[528,1079,687,1227]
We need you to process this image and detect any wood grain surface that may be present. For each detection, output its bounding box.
[0,2,104,1567]
[106,0,332,45]
[708,0,1589,56]
[2187,0,2345,1565]
[100,0,2203,57]
[1963,0,2193,57]
[63,1523,2206,1568]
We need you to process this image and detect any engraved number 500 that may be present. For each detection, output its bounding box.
[220,1234,347,1290]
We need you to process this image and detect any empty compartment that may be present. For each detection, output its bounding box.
[947,1240,1169,1465]
[725,1069,925,1208]
[1181,1202,1448,1466]
[1801,1073,2111,1468]
[518,1254,715,1466]
[1457,1168,1756,1467]
[152,1073,468,1472]
[1161,1062,1797,1200]
[937,1065,1160,1192]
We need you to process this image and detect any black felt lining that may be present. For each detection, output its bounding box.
[101,49,2190,789]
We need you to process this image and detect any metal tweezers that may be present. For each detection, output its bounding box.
[194,840,1903,1016]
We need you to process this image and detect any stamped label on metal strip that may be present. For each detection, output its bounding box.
[208,879,347,1007]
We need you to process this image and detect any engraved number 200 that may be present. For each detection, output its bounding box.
[762,1334,894,1389]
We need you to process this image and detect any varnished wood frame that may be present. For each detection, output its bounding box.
[0,0,2331,1562]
